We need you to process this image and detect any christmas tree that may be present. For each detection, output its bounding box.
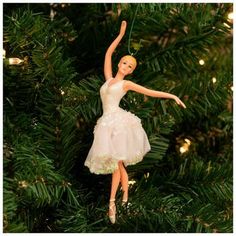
[3,3,233,233]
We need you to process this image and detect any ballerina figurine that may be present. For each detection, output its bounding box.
[84,20,186,224]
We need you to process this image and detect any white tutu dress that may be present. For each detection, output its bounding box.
[84,78,151,174]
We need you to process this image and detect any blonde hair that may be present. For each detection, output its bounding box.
[120,55,137,69]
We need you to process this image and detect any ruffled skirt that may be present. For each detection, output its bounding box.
[84,108,151,174]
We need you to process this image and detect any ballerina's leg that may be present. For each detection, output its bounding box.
[118,161,129,202]
[108,166,121,223]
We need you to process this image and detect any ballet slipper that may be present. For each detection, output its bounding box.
[108,199,116,224]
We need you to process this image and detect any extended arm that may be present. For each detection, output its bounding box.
[104,21,127,80]
[124,81,186,108]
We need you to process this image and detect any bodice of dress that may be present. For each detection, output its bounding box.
[100,78,127,114]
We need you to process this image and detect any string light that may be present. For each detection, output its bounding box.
[144,172,150,179]
[184,138,191,145]
[228,12,234,21]
[128,180,136,186]
[212,77,217,83]
[179,138,191,154]
[60,89,65,95]
[226,11,233,28]
[18,180,28,188]
[180,144,188,154]
[50,3,57,21]
[9,58,24,65]
[199,59,205,65]
[3,49,6,59]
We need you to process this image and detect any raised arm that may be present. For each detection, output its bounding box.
[124,81,186,109]
[104,21,127,80]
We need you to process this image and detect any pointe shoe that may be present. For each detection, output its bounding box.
[108,199,116,224]
[121,197,131,214]
[122,192,128,207]
[122,198,128,207]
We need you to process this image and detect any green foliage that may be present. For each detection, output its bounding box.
[3,7,80,232]
[3,3,232,233]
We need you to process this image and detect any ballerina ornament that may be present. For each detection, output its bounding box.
[84,21,186,224]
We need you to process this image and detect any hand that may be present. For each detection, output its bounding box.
[119,21,127,36]
[173,96,186,109]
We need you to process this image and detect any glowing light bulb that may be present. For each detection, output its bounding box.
[144,172,150,179]
[60,90,65,95]
[18,180,28,188]
[180,145,188,154]
[3,49,6,58]
[199,59,205,65]
[179,138,191,154]
[212,77,217,83]
[128,180,136,185]
[9,58,23,65]
[184,138,191,145]
[228,12,234,20]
